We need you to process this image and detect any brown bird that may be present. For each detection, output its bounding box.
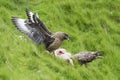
[72,51,103,67]
[11,9,70,52]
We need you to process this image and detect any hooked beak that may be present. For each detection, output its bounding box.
[96,56,104,59]
[65,36,70,40]
[67,36,70,40]
[64,33,70,40]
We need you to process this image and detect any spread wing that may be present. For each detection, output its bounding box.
[26,9,35,23]
[11,16,54,45]
[26,9,52,35]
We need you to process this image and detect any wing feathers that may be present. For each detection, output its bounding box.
[33,14,52,35]
[11,17,31,35]
[29,31,45,44]
[26,9,34,23]
[26,9,52,35]
[11,9,55,45]
[11,17,45,44]
[33,14,39,24]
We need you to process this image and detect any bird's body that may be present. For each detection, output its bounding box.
[72,51,103,66]
[47,38,63,52]
[11,9,69,52]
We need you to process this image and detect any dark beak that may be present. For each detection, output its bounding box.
[96,56,104,59]
[65,35,70,40]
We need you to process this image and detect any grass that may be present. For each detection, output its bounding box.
[0,0,120,80]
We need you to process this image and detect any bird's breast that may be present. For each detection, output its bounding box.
[47,38,63,52]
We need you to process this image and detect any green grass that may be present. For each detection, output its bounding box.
[0,0,120,80]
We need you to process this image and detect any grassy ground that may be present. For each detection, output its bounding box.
[0,0,120,80]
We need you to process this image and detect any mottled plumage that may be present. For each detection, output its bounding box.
[11,9,69,52]
[72,51,103,66]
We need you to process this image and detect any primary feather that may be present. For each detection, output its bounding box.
[11,17,46,44]
[11,17,31,35]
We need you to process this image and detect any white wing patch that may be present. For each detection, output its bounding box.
[28,11,35,23]
[12,18,31,35]
[26,9,39,23]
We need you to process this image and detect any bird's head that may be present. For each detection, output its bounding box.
[92,51,103,59]
[63,33,70,40]
[53,32,70,40]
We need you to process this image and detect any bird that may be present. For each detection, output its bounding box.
[72,51,103,67]
[54,48,74,65]
[11,9,70,52]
